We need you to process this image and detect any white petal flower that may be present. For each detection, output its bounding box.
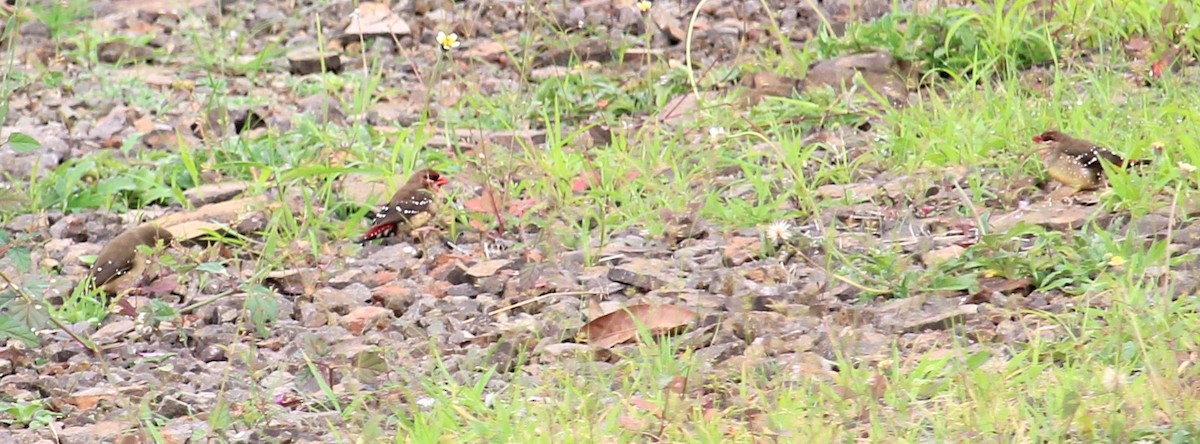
[764,220,793,244]
[436,31,461,51]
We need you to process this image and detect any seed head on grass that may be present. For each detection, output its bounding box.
[1178,161,1196,174]
[1100,367,1126,391]
[763,220,793,245]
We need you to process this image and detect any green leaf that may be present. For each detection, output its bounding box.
[6,295,49,331]
[0,315,38,346]
[97,176,138,197]
[353,350,387,383]
[0,188,31,213]
[5,133,40,154]
[6,247,31,272]
[195,262,227,275]
[245,284,278,338]
[1060,389,1081,421]
[964,350,991,371]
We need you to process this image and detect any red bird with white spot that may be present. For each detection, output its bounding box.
[358,168,449,243]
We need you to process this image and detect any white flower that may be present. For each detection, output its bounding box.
[436,31,460,51]
[708,126,727,142]
[1178,161,1196,174]
[763,220,793,244]
[1100,367,1126,391]
[636,1,652,12]
[416,397,436,409]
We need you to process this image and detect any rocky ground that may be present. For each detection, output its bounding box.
[1,0,1199,442]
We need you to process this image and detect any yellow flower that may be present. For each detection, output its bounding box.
[436,31,460,51]
[636,1,652,12]
[982,269,998,278]
[1108,255,1126,268]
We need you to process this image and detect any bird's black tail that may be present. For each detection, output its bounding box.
[1123,158,1152,168]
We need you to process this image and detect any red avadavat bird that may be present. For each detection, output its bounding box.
[87,224,174,295]
[1032,130,1150,191]
[358,168,449,243]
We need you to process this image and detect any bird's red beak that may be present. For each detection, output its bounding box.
[434,177,449,188]
[1032,135,1043,143]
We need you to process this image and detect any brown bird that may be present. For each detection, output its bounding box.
[358,168,449,243]
[1033,130,1150,191]
[87,224,174,295]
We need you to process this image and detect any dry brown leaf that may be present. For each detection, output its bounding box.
[507,198,539,218]
[465,259,511,278]
[142,275,179,298]
[988,203,1097,232]
[628,397,661,418]
[978,277,1033,295]
[463,186,502,214]
[571,171,599,193]
[339,175,392,206]
[522,248,544,263]
[67,387,118,411]
[463,40,508,61]
[165,220,230,242]
[582,303,697,349]
[921,245,965,267]
[617,414,649,432]
[111,0,209,14]
[656,92,716,126]
[586,296,605,320]
[152,195,268,227]
[183,181,249,206]
[132,115,155,133]
[344,2,411,37]
[869,369,889,399]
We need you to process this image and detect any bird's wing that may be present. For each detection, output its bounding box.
[1061,143,1125,167]
[89,250,136,287]
[370,189,433,228]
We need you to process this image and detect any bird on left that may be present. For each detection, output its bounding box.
[85,224,175,296]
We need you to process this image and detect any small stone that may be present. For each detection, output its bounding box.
[97,41,155,64]
[92,320,137,345]
[264,268,319,296]
[921,245,966,268]
[297,93,345,125]
[299,302,333,328]
[7,213,48,233]
[901,304,979,333]
[723,236,762,266]
[313,284,370,315]
[286,47,342,75]
[446,283,480,297]
[539,343,591,362]
[49,214,89,241]
[342,306,392,335]
[155,396,192,418]
[329,269,364,289]
[372,284,415,313]
[607,258,674,291]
